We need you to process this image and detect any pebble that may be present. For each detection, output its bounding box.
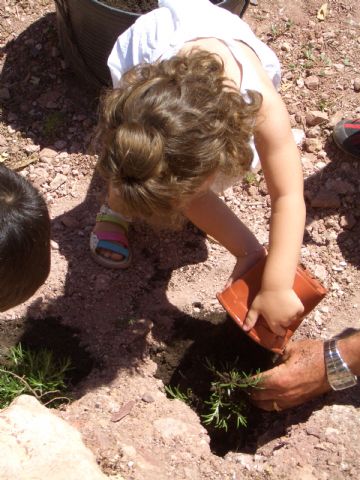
[304,75,320,90]
[24,144,40,153]
[49,173,67,191]
[354,78,360,92]
[304,138,323,153]
[141,393,155,403]
[292,128,305,145]
[305,111,328,127]
[39,147,57,161]
[50,240,59,250]
[61,214,80,228]
[310,191,341,208]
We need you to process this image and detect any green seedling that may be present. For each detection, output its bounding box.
[43,111,66,139]
[269,19,294,40]
[0,343,72,409]
[303,44,315,61]
[201,358,262,432]
[165,384,193,404]
[243,172,259,186]
[319,53,332,66]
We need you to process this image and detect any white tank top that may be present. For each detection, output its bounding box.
[107,0,282,179]
[108,0,281,96]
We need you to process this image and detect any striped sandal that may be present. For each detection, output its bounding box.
[89,205,132,269]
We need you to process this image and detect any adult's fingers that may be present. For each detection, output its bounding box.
[249,365,285,399]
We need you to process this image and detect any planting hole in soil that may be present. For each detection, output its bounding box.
[0,316,95,392]
[152,311,274,456]
[98,0,230,14]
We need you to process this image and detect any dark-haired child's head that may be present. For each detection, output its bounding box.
[0,165,51,312]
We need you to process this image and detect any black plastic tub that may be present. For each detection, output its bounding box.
[54,0,250,87]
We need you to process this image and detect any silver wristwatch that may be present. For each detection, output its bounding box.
[324,339,358,391]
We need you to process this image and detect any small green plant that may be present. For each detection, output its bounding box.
[303,44,315,61]
[43,111,66,138]
[165,384,193,404]
[269,19,293,40]
[319,52,332,66]
[317,98,328,112]
[0,344,72,409]
[243,172,258,186]
[201,358,262,432]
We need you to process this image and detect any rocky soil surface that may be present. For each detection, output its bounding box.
[0,1,360,479]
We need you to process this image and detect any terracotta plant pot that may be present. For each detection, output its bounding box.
[54,0,250,87]
[217,256,327,354]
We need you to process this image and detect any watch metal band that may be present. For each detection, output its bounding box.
[324,339,357,391]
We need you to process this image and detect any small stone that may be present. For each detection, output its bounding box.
[61,214,80,228]
[311,191,341,208]
[141,393,155,403]
[292,128,306,145]
[281,42,291,52]
[313,265,328,282]
[39,147,57,161]
[305,110,329,127]
[354,78,360,92]
[340,214,356,229]
[304,138,323,153]
[24,144,40,154]
[315,161,327,170]
[314,310,322,326]
[306,126,321,138]
[50,240,59,250]
[49,173,67,191]
[304,75,320,90]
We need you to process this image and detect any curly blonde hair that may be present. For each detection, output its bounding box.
[96,50,262,226]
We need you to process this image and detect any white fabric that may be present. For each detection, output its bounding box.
[107,0,281,94]
[106,0,282,179]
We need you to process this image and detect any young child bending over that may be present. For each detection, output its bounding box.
[0,165,50,312]
[90,0,306,336]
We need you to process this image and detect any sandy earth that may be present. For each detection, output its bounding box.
[0,0,360,479]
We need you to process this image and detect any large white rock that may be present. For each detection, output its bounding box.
[0,395,108,480]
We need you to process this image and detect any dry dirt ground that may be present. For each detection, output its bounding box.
[1,1,360,479]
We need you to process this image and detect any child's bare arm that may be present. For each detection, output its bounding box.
[184,190,261,256]
[243,79,306,335]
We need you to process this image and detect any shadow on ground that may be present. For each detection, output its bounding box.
[1,12,359,456]
[0,13,100,163]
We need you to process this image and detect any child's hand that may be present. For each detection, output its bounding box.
[243,289,304,336]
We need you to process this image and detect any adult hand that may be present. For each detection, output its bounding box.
[250,339,330,411]
[243,288,304,336]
